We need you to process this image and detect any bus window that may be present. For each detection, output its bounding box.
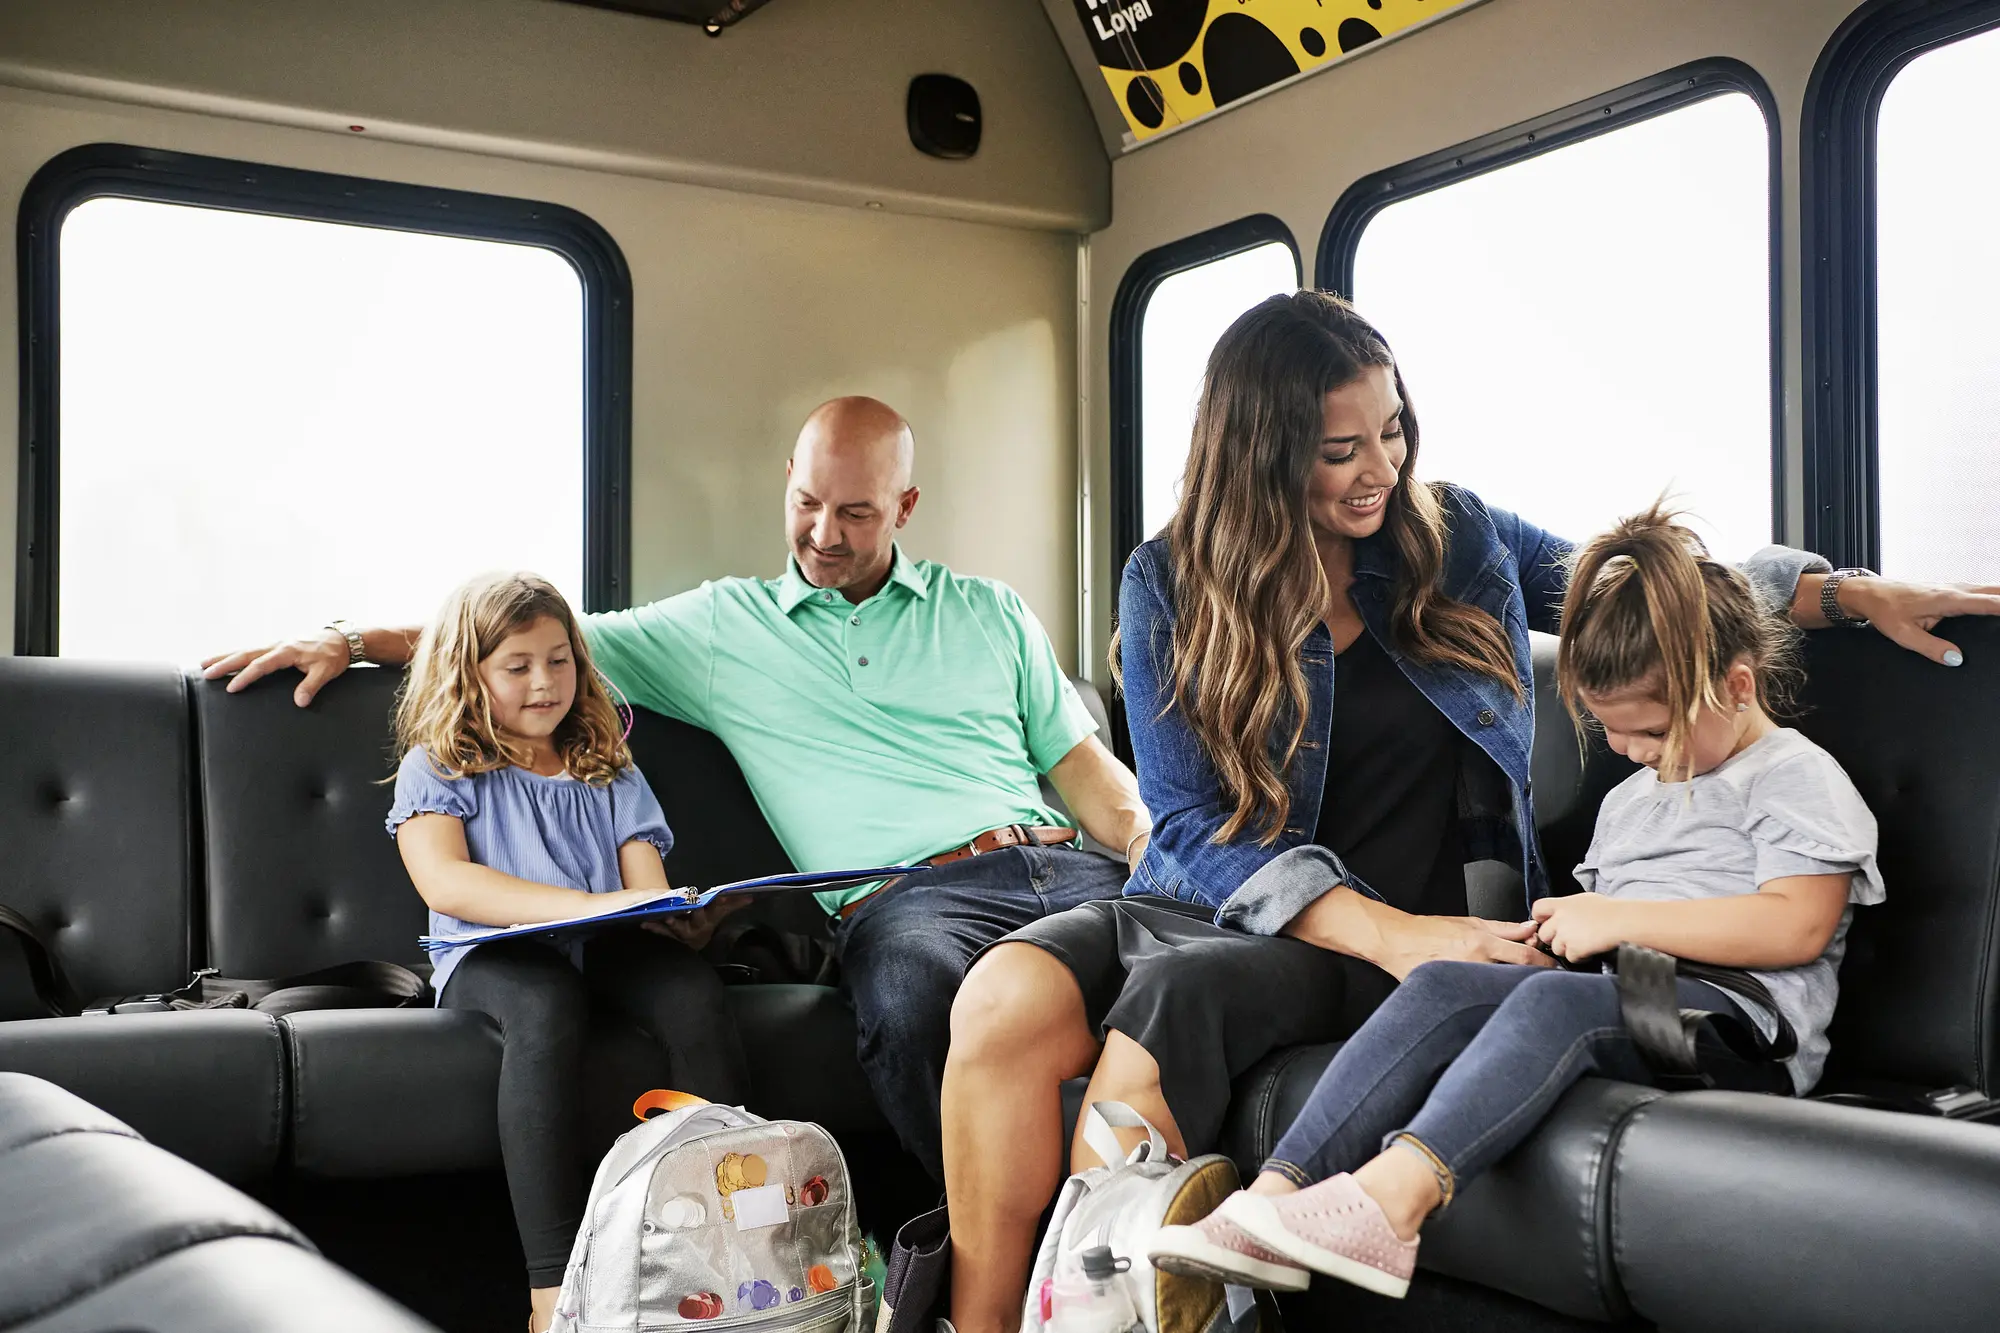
[1349,92,1773,557]
[54,197,587,662]
[1876,24,2000,581]
[1137,240,1297,540]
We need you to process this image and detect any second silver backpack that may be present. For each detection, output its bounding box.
[1021,1102,1245,1333]
[552,1102,871,1333]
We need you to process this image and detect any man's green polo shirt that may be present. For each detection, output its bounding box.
[582,547,1098,912]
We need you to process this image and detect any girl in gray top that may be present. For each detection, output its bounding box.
[1149,504,1882,1301]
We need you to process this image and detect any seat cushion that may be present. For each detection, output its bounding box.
[0,659,194,1003]
[283,1007,502,1178]
[1611,1091,2000,1332]
[0,1070,138,1153]
[1419,1079,1662,1322]
[728,983,884,1132]
[0,1129,301,1328]
[284,983,881,1178]
[0,1010,286,1186]
[12,1235,442,1333]
[1220,1046,1662,1322]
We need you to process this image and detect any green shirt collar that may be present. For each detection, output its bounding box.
[775,544,929,613]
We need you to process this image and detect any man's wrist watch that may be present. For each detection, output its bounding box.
[1820,568,1876,629]
[327,620,366,665]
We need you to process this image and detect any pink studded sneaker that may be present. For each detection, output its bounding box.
[1147,1204,1311,1291]
[1218,1175,1418,1299]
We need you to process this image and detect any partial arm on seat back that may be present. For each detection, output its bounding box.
[201,624,423,706]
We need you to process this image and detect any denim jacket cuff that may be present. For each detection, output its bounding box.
[1741,545,1832,617]
[1215,845,1381,936]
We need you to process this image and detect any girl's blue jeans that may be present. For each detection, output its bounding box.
[1263,960,1789,1196]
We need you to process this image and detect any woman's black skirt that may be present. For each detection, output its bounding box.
[990,896,1399,1154]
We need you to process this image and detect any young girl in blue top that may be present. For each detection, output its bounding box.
[1148,507,1883,1297]
[387,571,746,1333]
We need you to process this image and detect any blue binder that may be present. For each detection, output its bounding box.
[418,865,920,950]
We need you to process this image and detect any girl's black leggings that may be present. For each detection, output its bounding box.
[441,929,749,1286]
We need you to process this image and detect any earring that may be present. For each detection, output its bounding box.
[1736,702,1749,713]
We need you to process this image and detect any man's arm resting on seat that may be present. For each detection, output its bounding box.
[201,624,423,706]
[1046,736,1152,872]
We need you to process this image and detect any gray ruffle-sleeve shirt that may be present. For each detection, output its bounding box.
[1576,726,1885,1092]
[387,746,675,998]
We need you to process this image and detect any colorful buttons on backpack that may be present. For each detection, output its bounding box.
[715,1152,769,1197]
[677,1293,723,1320]
[800,1175,829,1206]
[657,1196,706,1229]
[807,1265,837,1295]
[738,1281,780,1311]
[787,1288,805,1303]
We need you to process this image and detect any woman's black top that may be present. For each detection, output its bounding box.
[1312,630,1468,917]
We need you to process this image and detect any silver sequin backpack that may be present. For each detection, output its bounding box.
[552,1102,871,1333]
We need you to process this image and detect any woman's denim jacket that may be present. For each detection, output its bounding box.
[1120,485,1825,936]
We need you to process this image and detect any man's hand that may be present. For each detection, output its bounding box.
[1531,892,1629,963]
[1804,575,2000,667]
[202,631,352,707]
[1373,913,1555,979]
[641,896,754,952]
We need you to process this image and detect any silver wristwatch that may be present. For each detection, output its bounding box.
[1820,568,1875,628]
[327,620,366,665]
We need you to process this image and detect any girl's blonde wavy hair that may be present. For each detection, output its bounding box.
[1113,290,1521,846]
[393,572,630,787]
[1557,503,1799,783]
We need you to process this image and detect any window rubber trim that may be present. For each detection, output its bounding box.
[1801,0,2000,568]
[1107,213,1302,583]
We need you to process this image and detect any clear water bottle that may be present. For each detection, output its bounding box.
[1048,1246,1139,1333]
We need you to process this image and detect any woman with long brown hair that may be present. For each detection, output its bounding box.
[936,290,2000,1333]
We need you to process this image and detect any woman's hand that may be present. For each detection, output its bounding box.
[1374,913,1555,980]
[1805,575,2000,666]
[1284,884,1554,976]
[1530,892,1628,963]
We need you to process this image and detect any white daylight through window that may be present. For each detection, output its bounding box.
[56,197,586,662]
[1350,93,1773,559]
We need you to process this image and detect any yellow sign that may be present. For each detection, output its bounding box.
[1067,0,1485,144]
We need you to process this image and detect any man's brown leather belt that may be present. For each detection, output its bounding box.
[836,823,1078,920]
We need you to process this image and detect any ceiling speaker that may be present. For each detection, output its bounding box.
[907,74,982,160]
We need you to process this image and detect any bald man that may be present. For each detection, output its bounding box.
[203,397,1150,1182]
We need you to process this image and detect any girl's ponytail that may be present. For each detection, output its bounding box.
[1557,502,1797,780]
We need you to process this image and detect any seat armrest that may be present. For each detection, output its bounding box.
[1611,1091,2000,1332]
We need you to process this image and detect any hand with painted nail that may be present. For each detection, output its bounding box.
[1835,576,2000,666]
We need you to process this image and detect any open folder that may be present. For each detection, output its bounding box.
[417,865,921,950]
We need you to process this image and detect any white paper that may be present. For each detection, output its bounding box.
[731,1183,789,1231]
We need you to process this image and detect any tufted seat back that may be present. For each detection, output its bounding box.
[193,667,422,977]
[1792,619,2000,1094]
[0,659,193,1000]
[193,664,811,978]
